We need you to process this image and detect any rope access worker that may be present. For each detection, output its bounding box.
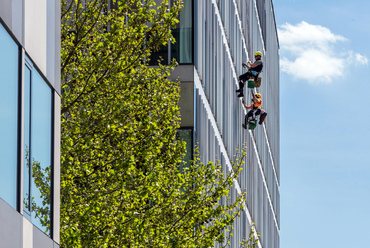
[242,90,263,129]
[236,51,263,98]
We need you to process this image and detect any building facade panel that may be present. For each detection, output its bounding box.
[47,0,61,93]
[0,199,23,248]
[53,93,61,244]
[11,0,24,43]
[24,0,47,74]
[33,226,54,248]
[0,0,12,29]
[23,218,33,248]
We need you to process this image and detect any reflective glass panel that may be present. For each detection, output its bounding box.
[23,65,31,214]
[172,0,193,63]
[0,23,19,209]
[31,69,52,235]
[177,129,192,167]
[149,44,169,65]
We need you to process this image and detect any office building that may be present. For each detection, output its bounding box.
[153,0,280,247]
[0,0,60,247]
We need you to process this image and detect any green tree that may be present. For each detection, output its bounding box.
[239,225,260,248]
[61,0,247,247]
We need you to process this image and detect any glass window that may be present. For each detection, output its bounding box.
[172,0,193,64]
[0,23,54,236]
[30,68,53,235]
[23,57,53,236]
[0,23,19,209]
[23,64,31,215]
[150,0,193,65]
[177,129,193,167]
[149,44,169,65]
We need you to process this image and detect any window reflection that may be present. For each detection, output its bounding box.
[23,65,31,214]
[0,23,19,209]
[177,129,193,167]
[149,0,193,65]
[0,22,53,236]
[30,69,52,235]
[172,0,193,64]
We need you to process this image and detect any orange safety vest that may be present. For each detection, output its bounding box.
[249,98,262,108]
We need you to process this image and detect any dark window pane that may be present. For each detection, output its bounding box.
[150,0,193,65]
[172,0,193,64]
[178,0,193,63]
[0,23,19,209]
[177,129,192,167]
[149,44,169,65]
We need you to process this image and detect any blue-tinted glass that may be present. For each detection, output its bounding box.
[23,65,31,214]
[0,23,19,209]
[31,70,52,235]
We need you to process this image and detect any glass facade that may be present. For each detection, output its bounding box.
[149,0,193,65]
[0,0,60,245]
[177,128,193,167]
[24,63,32,215]
[0,22,54,237]
[0,23,19,209]
[30,67,53,235]
[22,57,53,236]
[171,0,193,64]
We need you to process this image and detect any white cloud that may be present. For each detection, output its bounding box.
[278,21,368,83]
[354,53,368,65]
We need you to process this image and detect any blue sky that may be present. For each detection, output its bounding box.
[274,0,370,247]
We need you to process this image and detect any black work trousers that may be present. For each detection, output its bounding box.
[245,107,261,124]
[238,70,258,91]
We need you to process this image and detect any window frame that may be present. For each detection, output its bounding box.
[0,19,22,211]
[22,54,55,237]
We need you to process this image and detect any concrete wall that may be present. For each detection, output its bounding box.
[169,65,195,128]
[0,198,59,248]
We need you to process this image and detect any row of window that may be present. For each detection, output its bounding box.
[0,22,53,236]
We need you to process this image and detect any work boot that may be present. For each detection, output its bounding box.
[237,92,244,97]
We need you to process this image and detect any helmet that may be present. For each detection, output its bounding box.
[255,93,261,98]
[255,51,263,57]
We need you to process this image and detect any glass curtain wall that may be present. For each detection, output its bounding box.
[149,0,193,65]
[171,0,193,64]
[23,56,53,236]
[177,128,193,167]
[30,68,53,235]
[0,23,19,209]
[0,16,56,239]
[24,63,32,216]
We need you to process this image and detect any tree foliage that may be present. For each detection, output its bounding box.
[60,0,247,247]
